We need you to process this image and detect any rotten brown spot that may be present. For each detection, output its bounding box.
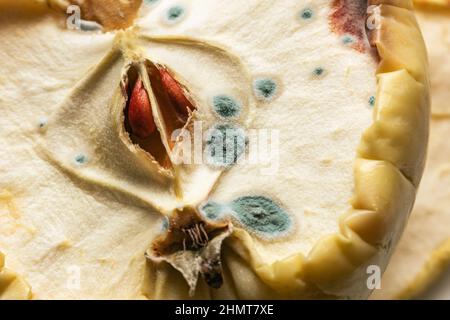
[68,0,142,31]
[149,207,232,293]
[200,257,223,289]
[329,0,369,52]
[151,207,229,257]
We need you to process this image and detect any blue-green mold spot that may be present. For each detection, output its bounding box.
[199,201,226,221]
[205,124,247,168]
[369,96,376,107]
[230,196,292,237]
[145,0,159,4]
[74,154,87,165]
[299,8,314,20]
[161,216,169,231]
[253,78,278,101]
[166,5,185,22]
[342,35,355,45]
[38,117,48,129]
[212,95,241,118]
[313,67,325,77]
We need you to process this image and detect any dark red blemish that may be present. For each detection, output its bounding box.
[329,0,369,52]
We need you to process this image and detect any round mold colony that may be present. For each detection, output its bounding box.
[253,78,278,102]
[369,95,376,108]
[74,153,88,166]
[312,67,326,79]
[38,117,48,132]
[211,95,242,119]
[341,34,356,46]
[299,7,314,20]
[199,201,227,221]
[204,124,247,168]
[296,5,318,28]
[163,5,186,25]
[229,196,293,238]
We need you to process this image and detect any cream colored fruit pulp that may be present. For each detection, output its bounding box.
[139,0,377,261]
[0,0,376,298]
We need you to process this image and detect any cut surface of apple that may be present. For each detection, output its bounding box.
[0,0,429,299]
